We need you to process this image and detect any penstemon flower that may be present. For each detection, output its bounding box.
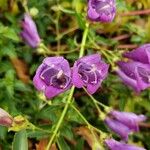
[116,61,150,92]
[20,13,41,48]
[72,54,109,94]
[33,57,72,99]
[87,0,116,22]
[105,139,146,150]
[117,44,150,92]
[105,110,146,141]
[0,108,13,127]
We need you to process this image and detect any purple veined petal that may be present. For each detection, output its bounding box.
[95,62,109,79]
[79,54,101,65]
[105,139,146,150]
[116,69,139,92]
[33,64,47,91]
[45,86,64,99]
[124,44,150,64]
[110,111,146,132]
[88,0,100,20]
[87,81,102,94]
[117,61,150,92]
[105,117,131,141]
[87,0,116,22]
[43,57,71,76]
[72,62,85,88]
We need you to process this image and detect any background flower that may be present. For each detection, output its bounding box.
[87,0,116,22]
[105,139,146,150]
[20,13,41,48]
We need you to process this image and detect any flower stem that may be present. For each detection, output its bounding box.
[83,87,110,114]
[79,23,89,58]
[45,22,89,150]
[45,86,75,150]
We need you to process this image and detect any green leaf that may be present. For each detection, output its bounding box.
[0,126,8,140]
[12,130,28,150]
[57,136,71,150]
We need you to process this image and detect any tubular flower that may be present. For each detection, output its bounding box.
[72,54,109,94]
[105,110,146,141]
[116,61,150,92]
[123,44,150,64]
[105,139,146,150]
[20,13,41,48]
[87,0,116,22]
[0,108,13,127]
[33,57,72,99]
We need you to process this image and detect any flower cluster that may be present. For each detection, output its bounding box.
[33,54,109,99]
[105,110,146,141]
[104,110,146,150]
[117,44,150,92]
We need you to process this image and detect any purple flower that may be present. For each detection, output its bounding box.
[87,0,116,22]
[33,57,72,99]
[123,44,150,64]
[20,13,41,48]
[105,110,146,141]
[116,61,150,92]
[105,139,146,150]
[0,108,13,127]
[72,54,109,94]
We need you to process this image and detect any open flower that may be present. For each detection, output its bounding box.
[105,139,146,150]
[0,108,13,127]
[33,57,72,99]
[87,0,116,22]
[20,13,41,48]
[116,61,150,92]
[72,54,109,94]
[105,110,146,141]
[123,44,150,64]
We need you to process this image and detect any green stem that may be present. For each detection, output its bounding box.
[79,23,89,58]
[83,87,110,113]
[45,22,89,150]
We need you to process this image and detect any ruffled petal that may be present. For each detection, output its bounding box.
[72,62,85,88]
[33,64,46,91]
[45,86,64,99]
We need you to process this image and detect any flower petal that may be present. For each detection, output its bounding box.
[72,62,85,88]
[105,139,146,150]
[105,117,131,141]
[124,44,150,64]
[110,111,146,132]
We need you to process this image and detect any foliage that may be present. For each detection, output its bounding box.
[0,0,150,149]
